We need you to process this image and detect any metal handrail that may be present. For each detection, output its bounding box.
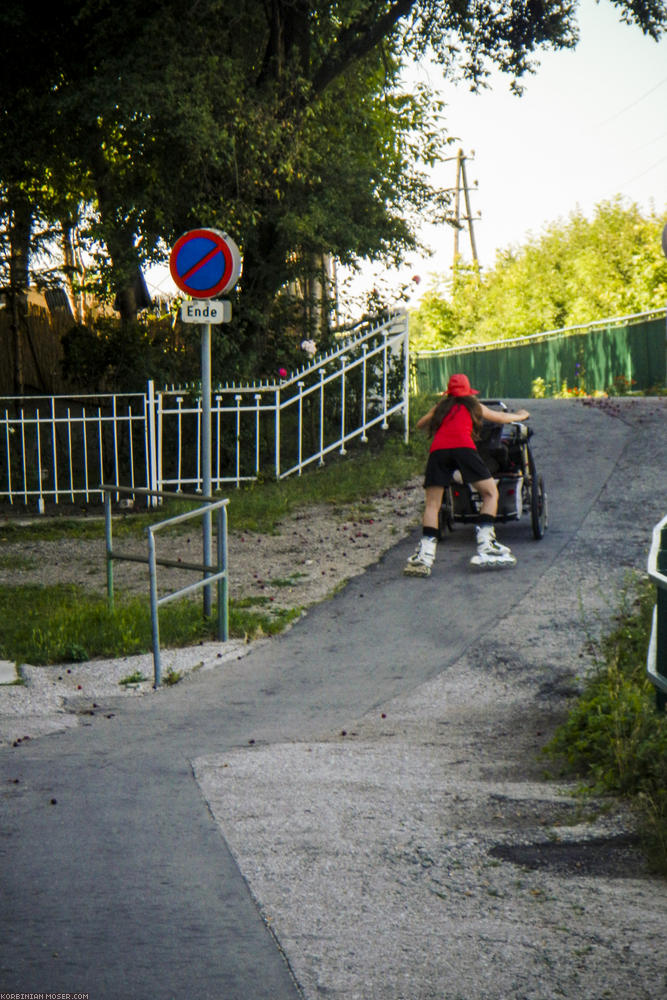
[647,513,667,711]
[101,484,229,687]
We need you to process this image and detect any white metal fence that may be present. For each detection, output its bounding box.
[0,312,409,509]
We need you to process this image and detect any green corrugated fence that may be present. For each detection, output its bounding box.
[414,311,667,397]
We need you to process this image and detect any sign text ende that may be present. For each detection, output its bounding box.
[180,299,231,324]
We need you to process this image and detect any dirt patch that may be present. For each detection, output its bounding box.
[0,479,424,611]
[489,833,646,877]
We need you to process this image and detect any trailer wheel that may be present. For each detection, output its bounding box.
[439,487,455,537]
[529,451,548,539]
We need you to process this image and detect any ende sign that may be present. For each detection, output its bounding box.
[180,299,231,324]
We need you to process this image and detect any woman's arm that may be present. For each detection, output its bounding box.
[479,403,530,424]
[416,406,437,430]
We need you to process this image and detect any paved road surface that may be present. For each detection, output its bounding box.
[1,398,666,999]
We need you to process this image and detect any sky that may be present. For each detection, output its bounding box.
[379,0,667,305]
[147,0,667,312]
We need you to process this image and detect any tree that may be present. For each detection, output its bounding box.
[410,198,667,351]
[1,1,666,380]
[0,1,95,388]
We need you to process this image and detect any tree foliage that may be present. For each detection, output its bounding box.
[410,197,667,350]
[1,0,666,385]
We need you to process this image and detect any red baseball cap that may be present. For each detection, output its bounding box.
[446,373,479,397]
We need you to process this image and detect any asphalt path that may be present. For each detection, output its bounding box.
[0,398,661,999]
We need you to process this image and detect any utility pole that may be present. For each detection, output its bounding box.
[450,148,480,270]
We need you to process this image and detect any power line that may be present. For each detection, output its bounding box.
[621,153,667,186]
[594,74,667,129]
[628,129,667,155]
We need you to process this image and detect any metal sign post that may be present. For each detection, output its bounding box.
[169,229,242,616]
[201,320,213,613]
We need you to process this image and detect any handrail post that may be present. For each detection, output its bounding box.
[318,370,325,466]
[104,489,114,611]
[647,515,667,712]
[403,314,410,443]
[656,590,667,713]
[382,329,389,429]
[655,524,667,711]
[146,380,159,505]
[147,526,162,688]
[274,386,281,479]
[361,344,368,443]
[217,503,229,641]
[297,381,305,474]
[339,356,347,454]
[254,393,261,477]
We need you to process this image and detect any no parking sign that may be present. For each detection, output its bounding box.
[167,228,243,599]
[169,228,242,299]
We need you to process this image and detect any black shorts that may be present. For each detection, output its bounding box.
[424,448,492,488]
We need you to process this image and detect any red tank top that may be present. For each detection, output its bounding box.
[430,402,476,451]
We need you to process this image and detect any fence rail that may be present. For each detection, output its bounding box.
[0,312,409,509]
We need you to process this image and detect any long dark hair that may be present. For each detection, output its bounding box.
[428,395,483,438]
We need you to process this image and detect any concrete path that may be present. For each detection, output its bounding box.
[1,398,666,999]
[0,660,16,685]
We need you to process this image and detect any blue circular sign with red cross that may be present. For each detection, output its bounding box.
[169,228,242,298]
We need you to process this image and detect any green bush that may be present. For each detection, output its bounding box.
[544,574,667,874]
